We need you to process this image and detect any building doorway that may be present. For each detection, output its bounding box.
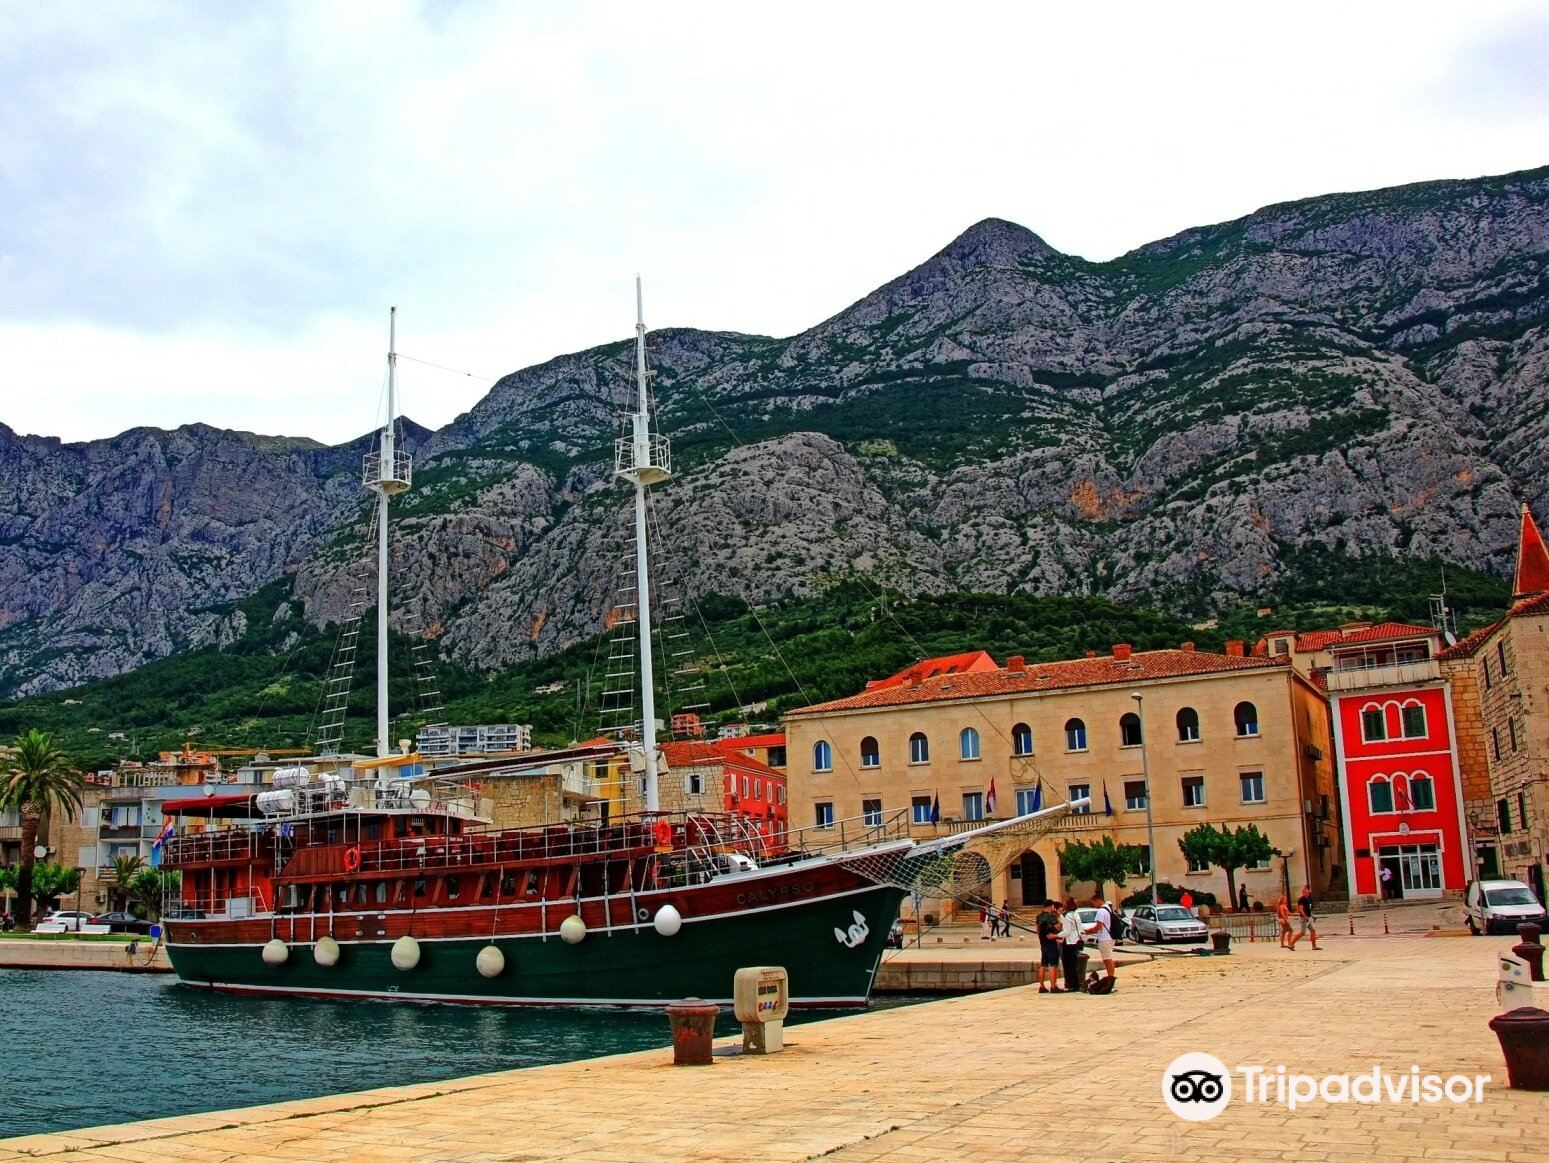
[1018,851,1047,906]
[1377,843,1442,899]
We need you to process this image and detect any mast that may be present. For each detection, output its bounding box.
[617,278,672,813]
[364,307,412,758]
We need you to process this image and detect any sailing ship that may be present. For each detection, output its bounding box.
[157,290,1073,1007]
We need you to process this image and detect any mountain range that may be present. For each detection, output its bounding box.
[3,163,1546,698]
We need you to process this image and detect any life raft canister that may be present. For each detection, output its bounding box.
[344,846,362,872]
[654,819,672,848]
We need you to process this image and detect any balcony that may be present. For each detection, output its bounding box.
[1326,658,1440,692]
[99,823,159,841]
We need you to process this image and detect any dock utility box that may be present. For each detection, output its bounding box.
[734,966,789,1054]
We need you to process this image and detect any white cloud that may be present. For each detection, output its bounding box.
[1,0,1545,443]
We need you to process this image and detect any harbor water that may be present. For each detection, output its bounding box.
[2,970,919,1139]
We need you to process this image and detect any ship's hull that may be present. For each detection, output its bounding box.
[165,876,905,1008]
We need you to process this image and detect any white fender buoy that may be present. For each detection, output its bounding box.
[262,938,289,966]
[653,904,683,937]
[313,935,340,967]
[476,944,505,978]
[559,914,587,944]
[391,934,421,971]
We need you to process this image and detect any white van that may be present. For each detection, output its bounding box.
[1464,879,1548,935]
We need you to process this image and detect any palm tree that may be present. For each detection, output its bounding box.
[1,730,84,927]
[109,853,146,913]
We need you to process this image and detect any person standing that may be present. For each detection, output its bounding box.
[1081,893,1118,991]
[1276,894,1294,949]
[1180,889,1194,914]
[1237,883,1249,913]
[979,901,994,941]
[1379,864,1394,901]
[1059,898,1083,992]
[999,899,1014,938]
[1035,899,1063,993]
[1290,884,1320,950]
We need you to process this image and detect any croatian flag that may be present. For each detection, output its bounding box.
[1030,781,1042,813]
[1102,782,1114,817]
[929,793,940,825]
[986,779,997,816]
[149,818,175,867]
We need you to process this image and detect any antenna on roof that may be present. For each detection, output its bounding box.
[1429,567,1458,647]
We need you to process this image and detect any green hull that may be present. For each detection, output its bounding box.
[168,886,905,1007]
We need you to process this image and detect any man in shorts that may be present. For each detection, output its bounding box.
[1289,884,1320,950]
[1081,892,1118,990]
[1035,898,1064,993]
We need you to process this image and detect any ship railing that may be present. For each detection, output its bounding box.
[163,830,262,865]
[779,808,913,858]
[164,893,270,921]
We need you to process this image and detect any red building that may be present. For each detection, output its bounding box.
[661,740,789,842]
[1265,622,1469,902]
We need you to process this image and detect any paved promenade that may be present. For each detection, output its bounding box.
[1,933,1535,1162]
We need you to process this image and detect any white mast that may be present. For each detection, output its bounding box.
[616,278,672,813]
[364,306,412,758]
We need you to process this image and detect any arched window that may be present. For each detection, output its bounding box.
[860,736,880,768]
[813,740,832,772]
[1391,773,1411,812]
[1368,775,1394,814]
[1234,701,1260,738]
[1120,712,1143,747]
[1176,707,1200,742]
[909,732,930,764]
[959,727,981,760]
[1065,718,1087,752]
[1011,722,1033,756]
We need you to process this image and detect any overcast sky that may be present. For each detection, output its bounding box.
[3,1,1546,445]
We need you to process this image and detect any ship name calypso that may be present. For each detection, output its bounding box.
[736,882,817,906]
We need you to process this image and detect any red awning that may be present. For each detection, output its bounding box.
[161,793,260,819]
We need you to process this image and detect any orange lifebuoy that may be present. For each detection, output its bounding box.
[344,846,362,872]
[654,819,672,847]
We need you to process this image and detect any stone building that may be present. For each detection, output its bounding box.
[784,643,1337,911]
[1440,505,1549,898]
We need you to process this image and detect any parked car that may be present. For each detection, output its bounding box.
[90,911,153,935]
[1464,879,1548,935]
[1127,904,1210,944]
[35,909,97,932]
[1074,906,1127,947]
[886,919,905,949]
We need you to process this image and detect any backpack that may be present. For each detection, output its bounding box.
[1085,970,1115,995]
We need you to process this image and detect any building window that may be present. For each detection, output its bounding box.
[1401,704,1426,739]
[1011,722,1033,756]
[1491,728,1502,764]
[1181,776,1205,808]
[1239,772,1266,804]
[1519,792,1529,829]
[1248,855,1273,871]
[1362,707,1387,742]
[959,727,981,761]
[1120,712,1143,747]
[1234,702,1260,738]
[1137,845,1152,875]
[1497,641,1509,677]
[767,745,786,767]
[1497,797,1512,833]
[1408,776,1435,812]
[862,798,883,827]
[1015,788,1040,815]
[1176,707,1200,742]
[686,772,704,795]
[1186,853,1210,874]
[1510,718,1520,752]
[1069,783,1091,813]
[860,737,880,769]
[1124,779,1149,811]
[911,795,933,824]
[1484,658,1494,689]
[1065,718,1088,752]
[815,802,835,828]
[741,776,751,799]
[813,740,832,772]
[908,732,930,764]
[778,787,786,805]
[962,792,984,822]
[1369,778,1394,814]
[753,778,763,801]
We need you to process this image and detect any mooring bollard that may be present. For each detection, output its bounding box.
[1514,923,1545,983]
[665,997,720,1066]
[1211,931,1231,956]
[1489,1007,1549,1090]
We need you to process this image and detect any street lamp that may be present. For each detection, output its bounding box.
[1131,692,1158,911]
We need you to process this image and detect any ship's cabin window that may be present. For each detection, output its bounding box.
[354,884,369,907]
[446,875,461,900]
[413,876,428,897]
[408,816,427,836]
[375,881,389,904]
[336,885,349,906]
[500,872,517,896]
[524,870,541,896]
[364,820,382,841]
[479,874,495,899]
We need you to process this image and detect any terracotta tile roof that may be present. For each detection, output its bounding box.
[662,740,785,780]
[1439,619,1502,660]
[865,650,998,691]
[1294,622,1438,652]
[787,649,1286,717]
[712,732,785,751]
[1515,504,1549,599]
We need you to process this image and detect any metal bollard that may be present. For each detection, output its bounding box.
[1211,931,1231,956]
[1515,923,1546,983]
[1489,1007,1549,1090]
[665,998,720,1066]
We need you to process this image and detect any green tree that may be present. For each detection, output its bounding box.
[109,854,146,912]
[1058,835,1142,899]
[1176,823,1274,911]
[0,730,85,926]
[129,868,179,920]
[28,862,82,914]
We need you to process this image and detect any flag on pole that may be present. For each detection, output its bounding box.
[149,818,174,867]
[1102,781,1114,817]
[929,793,940,825]
[1030,780,1042,813]
[986,779,998,816]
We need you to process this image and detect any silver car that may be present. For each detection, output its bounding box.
[1127,904,1209,944]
